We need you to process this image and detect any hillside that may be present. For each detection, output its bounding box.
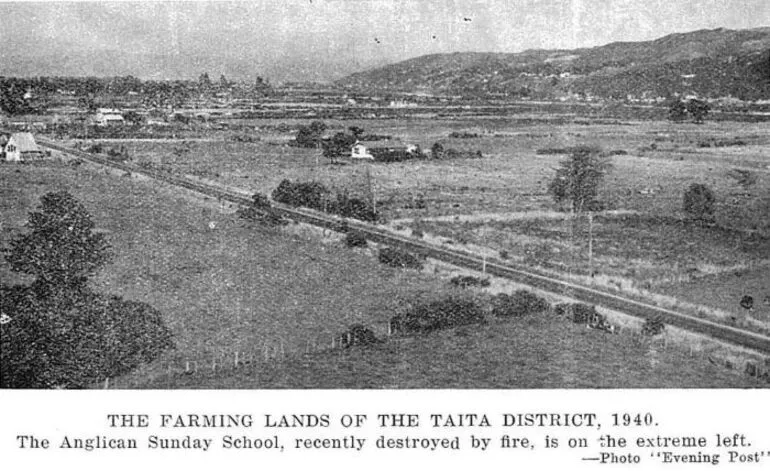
[337,27,770,100]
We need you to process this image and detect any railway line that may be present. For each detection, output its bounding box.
[31,135,770,355]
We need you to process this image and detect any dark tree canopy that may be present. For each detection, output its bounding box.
[1,192,173,388]
[6,191,111,292]
[668,99,688,122]
[0,83,30,116]
[1,286,173,388]
[294,121,327,148]
[686,99,710,124]
[547,146,612,212]
[322,131,357,162]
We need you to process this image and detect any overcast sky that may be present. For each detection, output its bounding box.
[1,0,768,82]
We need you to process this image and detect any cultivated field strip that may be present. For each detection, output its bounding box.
[31,134,770,355]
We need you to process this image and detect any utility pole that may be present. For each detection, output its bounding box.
[588,212,594,278]
[367,163,376,214]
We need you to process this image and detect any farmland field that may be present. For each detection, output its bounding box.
[76,114,770,320]
[1,160,762,388]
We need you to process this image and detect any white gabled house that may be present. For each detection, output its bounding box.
[4,132,44,162]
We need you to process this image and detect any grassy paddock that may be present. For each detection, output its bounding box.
[146,313,764,389]
[0,162,453,386]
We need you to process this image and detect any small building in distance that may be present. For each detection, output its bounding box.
[94,110,125,127]
[3,132,44,162]
[351,140,418,162]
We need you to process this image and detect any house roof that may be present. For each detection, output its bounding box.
[354,140,408,150]
[9,133,40,152]
[99,113,125,120]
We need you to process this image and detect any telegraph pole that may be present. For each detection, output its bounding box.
[588,212,594,278]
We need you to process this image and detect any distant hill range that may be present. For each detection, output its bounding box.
[337,27,770,101]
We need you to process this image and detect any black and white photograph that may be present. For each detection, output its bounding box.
[1,0,769,391]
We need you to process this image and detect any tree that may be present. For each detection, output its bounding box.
[294,121,326,148]
[219,74,230,89]
[6,191,111,293]
[0,83,29,115]
[348,126,365,139]
[1,192,173,388]
[123,110,144,126]
[431,142,444,159]
[198,72,212,90]
[683,183,715,222]
[686,99,710,124]
[322,132,357,163]
[668,99,687,122]
[547,146,611,212]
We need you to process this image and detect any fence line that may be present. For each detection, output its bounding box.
[97,321,397,389]
[96,317,768,389]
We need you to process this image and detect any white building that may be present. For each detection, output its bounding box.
[94,112,125,127]
[4,132,44,162]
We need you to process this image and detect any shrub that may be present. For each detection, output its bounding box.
[391,296,485,334]
[641,316,666,336]
[271,179,329,210]
[557,303,598,323]
[683,183,715,222]
[337,324,379,348]
[499,250,510,260]
[559,303,616,333]
[492,290,550,317]
[378,247,425,270]
[237,192,284,225]
[345,231,368,248]
[332,194,378,222]
[448,131,480,139]
[449,275,491,288]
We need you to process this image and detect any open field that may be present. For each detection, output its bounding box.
[2,160,763,388]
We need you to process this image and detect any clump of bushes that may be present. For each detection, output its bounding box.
[429,142,483,160]
[330,193,378,222]
[390,296,485,334]
[448,131,480,139]
[345,231,367,247]
[641,316,666,336]
[378,247,425,270]
[337,324,379,348]
[558,303,617,333]
[536,147,572,155]
[605,149,628,156]
[237,193,284,226]
[272,179,328,210]
[697,138,747,148]
[271,179,378,222]
[450,275,491,289]
[492,290,550,317]
[558,303,599,323]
